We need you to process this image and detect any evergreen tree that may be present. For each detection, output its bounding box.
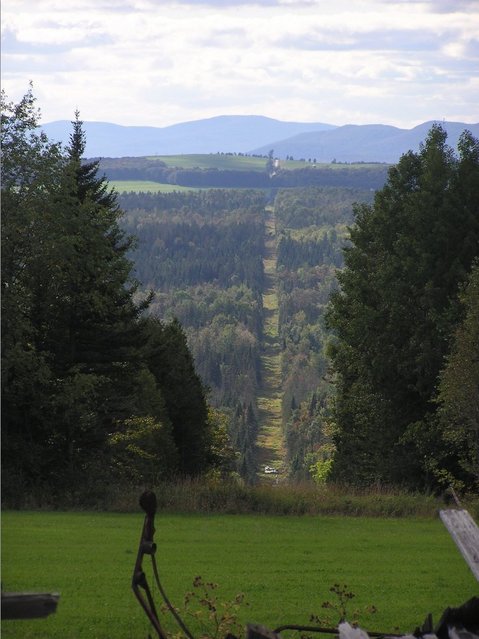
[68,111,118,208]
[42,115,150,483]
[327,125,479,489]
[143,317,212,475]
[2,92,148,491]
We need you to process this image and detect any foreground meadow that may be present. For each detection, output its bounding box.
[1,511,476,639]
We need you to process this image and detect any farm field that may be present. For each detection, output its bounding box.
[110,180,198,193]
[110,179,268,193]
[150,154,270,170]
[1,511,476,639]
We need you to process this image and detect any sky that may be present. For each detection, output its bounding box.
[2,0,478,129]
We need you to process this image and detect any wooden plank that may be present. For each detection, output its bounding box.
[1,592,60,619]
[440,509,479,582]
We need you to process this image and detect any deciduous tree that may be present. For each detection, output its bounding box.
[437,263,479,489]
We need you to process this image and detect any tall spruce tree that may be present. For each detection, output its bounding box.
[2,93,148,491]
[327,125,479,489]
[54,113,147,405]
[68,111,118,208]
[42,113,152,484]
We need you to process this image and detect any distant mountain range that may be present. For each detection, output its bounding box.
[39,115,478,163]
[251,121,479,163]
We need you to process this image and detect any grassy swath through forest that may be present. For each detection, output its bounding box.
[256,208,285,479]
[2,510,476,639]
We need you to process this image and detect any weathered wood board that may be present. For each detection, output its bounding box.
[439,509,479,582]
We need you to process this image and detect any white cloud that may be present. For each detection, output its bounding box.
[1,0,478,128]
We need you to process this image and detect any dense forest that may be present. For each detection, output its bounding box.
[119,190,266,482]
[2,89,478,499]
[273,188,374,480]
[117,186,377,482]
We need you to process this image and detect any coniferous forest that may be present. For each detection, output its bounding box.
[1,90,224,503]
[2,89,479,503]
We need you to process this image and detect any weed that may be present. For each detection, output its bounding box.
[309,584,377,627]
[4,476,478,519]
[164,576,247,639]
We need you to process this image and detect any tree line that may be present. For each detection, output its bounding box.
[118,188,265,214]
[100,157,389,190]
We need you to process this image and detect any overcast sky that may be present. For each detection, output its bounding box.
[2,0,478,129]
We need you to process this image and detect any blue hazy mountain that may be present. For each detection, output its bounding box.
[39,115,335,157]
[39,115,478,162]
[251,121,479,163]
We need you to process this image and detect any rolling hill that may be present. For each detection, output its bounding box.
[251,121,479,163]
[39,115,478,163]
[39,115,334,157]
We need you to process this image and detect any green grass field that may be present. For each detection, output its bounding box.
[110,180,199,193]
[150,154,269,171]
[1,512,475,639]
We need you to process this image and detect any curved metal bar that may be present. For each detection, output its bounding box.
[132,491,169,639]
[132,490,195,639]
[150,551,195,639]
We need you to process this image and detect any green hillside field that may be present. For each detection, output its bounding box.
[110,180,198,193]
[150,154,270,170]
